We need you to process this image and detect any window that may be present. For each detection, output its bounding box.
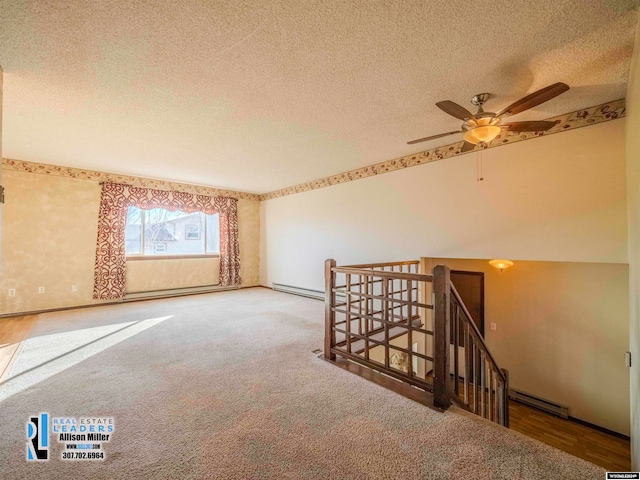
[125,206,220,256]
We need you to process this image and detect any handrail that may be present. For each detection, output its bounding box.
[332,266,433,282]
[343,260,419,269]
[450,283,506,383]
[442,264,509,426]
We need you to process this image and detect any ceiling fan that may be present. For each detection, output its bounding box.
[407,82,570,152]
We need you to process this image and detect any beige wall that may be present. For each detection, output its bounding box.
[0,168,260,315]
[126,258,220,293]
[423,258,629,435]
[0,170,101,313]
[261,119,628,292]
[260,117,630,434]
[626,12,640,468]
[0,67,3,270]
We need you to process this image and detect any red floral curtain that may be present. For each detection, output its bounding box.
[214,196,241,287]
[93,183,241,300]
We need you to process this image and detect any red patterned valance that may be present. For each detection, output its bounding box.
[93,183,241,300]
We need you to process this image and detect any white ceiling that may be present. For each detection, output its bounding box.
[0,1,638,194]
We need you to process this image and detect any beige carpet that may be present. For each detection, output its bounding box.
[0,287,605,479]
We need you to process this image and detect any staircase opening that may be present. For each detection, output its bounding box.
[322,259,509,427]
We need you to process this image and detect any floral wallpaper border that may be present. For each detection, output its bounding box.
[1,159,261,202]
[259,98,626,201]
[1,99,626,203]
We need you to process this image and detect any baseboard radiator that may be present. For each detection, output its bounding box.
[272,283,325,300]
[124,284,239,301]
[509,389,569,418]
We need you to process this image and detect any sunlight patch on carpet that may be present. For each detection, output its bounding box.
[0,316,172,403]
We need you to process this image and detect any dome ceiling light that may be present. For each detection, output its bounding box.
[489,259,514,272]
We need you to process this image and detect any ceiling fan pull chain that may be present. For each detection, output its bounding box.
[477,148,484,182]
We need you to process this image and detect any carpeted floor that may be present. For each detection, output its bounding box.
[0,287,606,479]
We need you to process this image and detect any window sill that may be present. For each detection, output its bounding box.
[126,254,220,261]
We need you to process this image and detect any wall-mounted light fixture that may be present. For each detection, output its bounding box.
[489,259,514,272]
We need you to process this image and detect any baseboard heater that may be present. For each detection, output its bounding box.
[124,284,239,301]
[509,389,569,418]
[272,283,325,300]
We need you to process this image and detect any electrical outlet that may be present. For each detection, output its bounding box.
[38,286,45,294]
[8,288,16,297]
[71,285,78,292]
[490,322,497,331]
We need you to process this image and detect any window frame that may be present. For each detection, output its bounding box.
[125,208,221,260]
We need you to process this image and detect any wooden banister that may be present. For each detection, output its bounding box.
[324,259,336,361]
[433,265,451,410]
[342,260,420,269]
[331,266,432,282]
[450,283,505,383]
[323,258,509,427]
[447,277,509,426]
[501,368,510,427]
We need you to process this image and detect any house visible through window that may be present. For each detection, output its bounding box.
[185,224,201,240]
[125,207,220,256]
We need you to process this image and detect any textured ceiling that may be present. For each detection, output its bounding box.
[0,1,638,194]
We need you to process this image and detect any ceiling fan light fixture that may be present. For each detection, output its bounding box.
[463,125,502,145]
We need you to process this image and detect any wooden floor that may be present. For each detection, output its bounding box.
[450,377,631,471]
[509,400,631,472]
[0,315,36,382]
[328,356,631,472]
[0,317,632,471]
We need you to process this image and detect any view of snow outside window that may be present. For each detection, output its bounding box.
[125,206,220,256]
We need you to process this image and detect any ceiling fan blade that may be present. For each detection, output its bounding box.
[407,130,461,145]
[460,141,476,152]
[502,120,557,132]
[496,83,569,117]
[436,101,477,121]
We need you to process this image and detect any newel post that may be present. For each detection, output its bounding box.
[433,264,451,410]
[501,368,510,427]
[324,259,337,360]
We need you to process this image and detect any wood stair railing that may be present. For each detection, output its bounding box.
[324,259,509,427]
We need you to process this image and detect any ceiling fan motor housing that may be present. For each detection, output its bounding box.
[462,115,501,132]
[471,93,491,107]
